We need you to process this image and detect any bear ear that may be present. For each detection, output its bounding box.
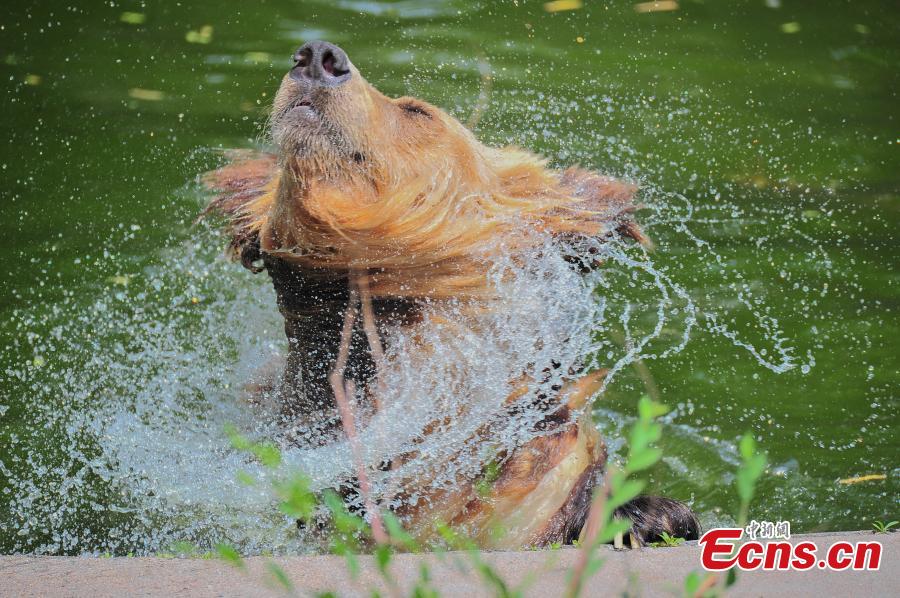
[198,150,280,269]
[543,167,652,248]
[559,166,638,213]
[200,150,278,208]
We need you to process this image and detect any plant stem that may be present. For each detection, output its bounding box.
[566,469,612,598]
[328,286,389,546]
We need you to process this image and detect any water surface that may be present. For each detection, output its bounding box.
[1,0,897,554]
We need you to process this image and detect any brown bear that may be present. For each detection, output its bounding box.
[203,40,697,549]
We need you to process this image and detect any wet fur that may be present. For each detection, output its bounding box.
[202,44,692,548]
[614,496,702,546]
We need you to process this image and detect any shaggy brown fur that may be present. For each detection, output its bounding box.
[202,41,690,549]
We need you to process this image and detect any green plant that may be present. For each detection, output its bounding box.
[650,531,685,547]
[214,401,771,598]
[215,543,244,569]
[566,396,670,598]
[735,433,767,528]
[871,520,898,534]
[435,522,520,598]
[682,432,768,598]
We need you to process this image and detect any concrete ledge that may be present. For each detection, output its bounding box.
[1,532,895,597]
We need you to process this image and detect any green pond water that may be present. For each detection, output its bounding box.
[1,1,897,554]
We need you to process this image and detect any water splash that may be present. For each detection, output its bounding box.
[0,88,845,554]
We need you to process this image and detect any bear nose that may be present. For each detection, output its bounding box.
[290,41,351,87]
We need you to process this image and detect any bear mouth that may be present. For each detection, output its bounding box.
[288,97,319,120]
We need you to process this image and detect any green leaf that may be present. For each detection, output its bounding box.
[224,424,251,451]
[736,454,766,504]
[739,432,757,462]
[725,568,738,587]
[252,441,282,469]
[683,571,700,595]
[215,543,244,569]
[435,521,461,547]
[736,432,767,505]
[637,397,669,421]
[418,562,432,585]
[651,532,685,547]
[332,540,360,578]
[266,561,294,592]
[275,475,316,519]
[375,544,393,574]
[235,470,256,487]
[324,491,368,535]
[607,478,645,510]
[384,511,420,552]
[628,422,662,454]
[472,560,512,597]
[583,554,606,579]
[872,520,899,533]
[595,518,633,545]
[626,447,662,474]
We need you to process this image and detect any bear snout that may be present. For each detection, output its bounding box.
[290,40,351,88]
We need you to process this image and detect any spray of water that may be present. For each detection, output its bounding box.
[0,89,835,554]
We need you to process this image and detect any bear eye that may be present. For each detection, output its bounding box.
[399,102,432,118]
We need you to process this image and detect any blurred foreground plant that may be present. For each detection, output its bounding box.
[682,432,767,598]
[215,398,768,598]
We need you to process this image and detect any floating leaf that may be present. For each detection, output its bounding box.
[244,51,271,63]
[128,88,165,101]
[186,25,214,44]
[120,12,146,25]
[634,1,679,13]
[544,0,583,12]
[107,274,133,287]
[839,473,886,485]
